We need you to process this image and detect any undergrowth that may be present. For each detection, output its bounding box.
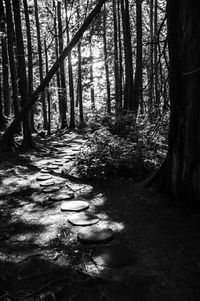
[74,113,168,179]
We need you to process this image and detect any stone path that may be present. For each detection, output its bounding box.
[34,134,134,269]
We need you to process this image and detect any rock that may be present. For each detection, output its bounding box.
[77,226,114,242]
[41,169,49,173]
[47,165,59,170]
[42,186,60,193]
[52,162,63,166]
[40,180,55,187]
[92,245,134,267]
[61,200,89,212]
[36,175,52,181]
[68,212,99,226]
[49,191,74,201]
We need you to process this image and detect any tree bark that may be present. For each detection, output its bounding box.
[103,4,111,114]
[4,0,19,122]
[12,0,33,148]
[112,0,119,115]
[0,0,10,117]
[1,0,107,148]
[34,0,48,130]
[154,0,200,204]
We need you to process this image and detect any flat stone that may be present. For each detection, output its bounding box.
[52,162,63,166]
[77,226,114,242]
[40,180,55,187]
[54,159,63,163]
[41,169,49,173]
[61,200,89,212]
[49,191,74,201]
[47,165,59,170]
[42,186,60,193]
[36,175,52,181]
[92,245,134,267]
[68,213,99,226]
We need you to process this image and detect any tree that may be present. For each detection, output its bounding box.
[0,0,107,148]
[0,0,10,117]
[34,0,48,130]
[12,0,33,148]
[154,0,200,203]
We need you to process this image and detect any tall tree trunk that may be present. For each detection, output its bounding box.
[12,0,33,148]
[89,29,95,110]
[113,0,119,115]
[44,39,51,135]
[148,0,154,119]
[76,2,84,125]
[0,0,10,117]
[34,0,48,130]
[0,76,6,130]
[4,0,19,123]
[65,3,75,129]
[133,0,143,115]
[0,0,107,148]
[53,0,62,126]
[154,0,160,115]
[23,0,35,133]
[154,0,200,203]
[121,0,134,112]
[117,0,123,111]
[103,3,111,114]
[57,1,67,129]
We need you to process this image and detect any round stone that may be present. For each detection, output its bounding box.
[42,186,60,193]
[36,175,52,181]
[47,165,59,170]
[68,213,99,226]
[40,180,55,187]
[41,169,49,173]
[61,200,89,212]
[49,191,74,201]
[92,245,134,267]
[77,226,114,242]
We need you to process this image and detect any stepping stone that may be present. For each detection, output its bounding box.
[77,226,114,243]
[40,180,55,187]
[68,213,99,226]
[41,169,49,174]
[47,164,59,170]
[36,175,52,181]
[49,191,74,201]
[61,200,89,212]
[54,159,63,163]
[92,245,134,268]
[53,162,63,166]
[42,186,60,193]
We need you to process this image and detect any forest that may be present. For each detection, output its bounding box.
[0,0,200,300]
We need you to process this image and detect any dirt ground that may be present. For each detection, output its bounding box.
[0,132,200,301]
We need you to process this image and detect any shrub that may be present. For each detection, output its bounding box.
[74,127,153,179]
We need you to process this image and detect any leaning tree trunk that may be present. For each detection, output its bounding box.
[154,0,200,204]
[0,0,107,149]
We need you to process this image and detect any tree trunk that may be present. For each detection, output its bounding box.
[65,3,75,129]
[154,0,160,115]
[103,3,111,114]
[4,0,19,123]
[89,29,95,110]
[0,77,6,130]
[0,0,10,117]
[57,1,67,129]
[44,39,51,135]
[133,0,143,115]
[34,0,48,130]
[112,0,119,115]
[117,0,123,112]
[12,0,33,148]
[0,0,107,148]
[23,0,36,133]
[154,0,200,204]
[121,0,134,112]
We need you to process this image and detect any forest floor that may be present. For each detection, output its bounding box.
[0,131,200,301]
